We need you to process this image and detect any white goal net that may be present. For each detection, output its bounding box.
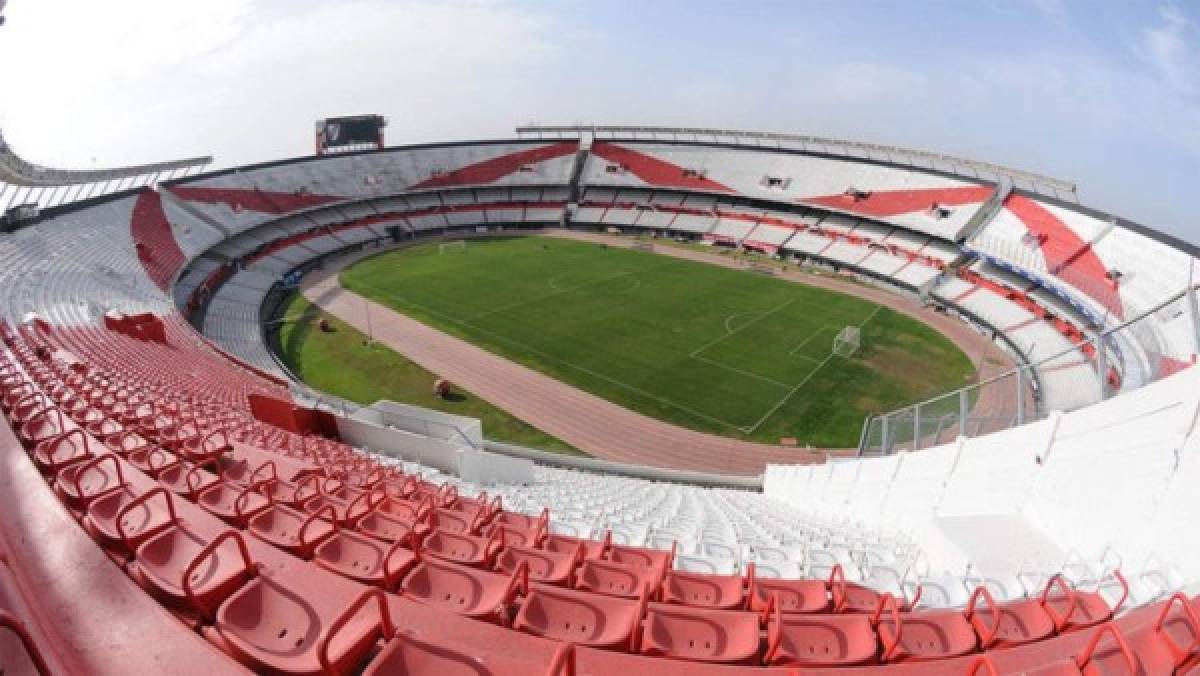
[439,240,467,254]
[832,325,861,358]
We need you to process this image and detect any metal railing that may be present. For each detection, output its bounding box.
[515,124,1077,200]
[860,282,1200,455]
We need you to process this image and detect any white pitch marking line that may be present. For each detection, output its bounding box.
[724,312,754,334]
[858,304,883,327]
[600,276,642,295]
[470,269,637,321]
[690,297,797,358]
[689,354,793,389]
[351,281,753,432]
[745,353,837,434]
[745,302,886,434]
[548,274,573,292]
[788,325,832,356]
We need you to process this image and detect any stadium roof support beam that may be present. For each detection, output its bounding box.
[958,177,1014,242]
[0,128,212,216]
[516,124,1077,202]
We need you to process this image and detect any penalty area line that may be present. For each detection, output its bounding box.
[745,303,886,434]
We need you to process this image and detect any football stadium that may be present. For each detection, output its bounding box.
[1,2,1199,674]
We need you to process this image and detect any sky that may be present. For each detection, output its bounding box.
[0,0,1196,240]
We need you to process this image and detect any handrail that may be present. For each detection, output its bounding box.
[860,281,1200,455]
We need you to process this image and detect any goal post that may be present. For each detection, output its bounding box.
[438,240,467,254]
[832,325,861,358]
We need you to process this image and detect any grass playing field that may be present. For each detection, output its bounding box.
[339,236,976,448]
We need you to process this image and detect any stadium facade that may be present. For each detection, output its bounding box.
[0,125,1197,673]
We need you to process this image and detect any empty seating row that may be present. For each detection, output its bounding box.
[1,343,1182,673]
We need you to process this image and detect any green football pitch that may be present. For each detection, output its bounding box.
[339,236,975,447]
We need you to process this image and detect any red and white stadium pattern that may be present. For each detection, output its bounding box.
[0,131,1198,674]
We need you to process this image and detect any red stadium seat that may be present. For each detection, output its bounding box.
[134,527,257,620]
[32,426,93,474]
[356,507,430,545]
[447,490,500,521]
[219,455,278,487]
[158,457,220,499]
[83,415,122,439]
[609,542,675,578]
[483,522,542,548]
[102,429,151,456]
[878,597,992,663]
[69,406,105,428]
[638,602,763,664]
[764,592,900,667]
[126,444,177,477]
[197,479,271,527]
[256,475,322,508]
[1019,623,1139,675]
[364,612,576,675]
[19,405,67,447]
[966,583,1058,649]
[546,531,609,561]
[575,558,658,599]
[53,451,126,509]
[0,381,37,412]
[401,555,527,625]
[840,578,922,613]
[748,564,836,615]
[302,488,381,528]
[495,540,582,587]
[420,527,505,569]
[177,429,232,464]
[378,476,419,501]
[431,506,489,536]
[84,484,180,554]
[1122,593,1200,674]
[661,567,748,610]
[313,528,417,589]
[374,493,433,522]
[1051,572,1129,633]
[247,502,336,558]
[210,573,389,675]
[7,392,49,426]
[409,481,458,509]
[513,582,646,650]
[485,508,548,547]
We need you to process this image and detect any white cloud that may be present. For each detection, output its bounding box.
[0,0,1196,240]
[0,0,558,168]
[1137,3,1198,96]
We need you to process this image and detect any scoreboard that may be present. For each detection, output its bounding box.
[315,115,386,155]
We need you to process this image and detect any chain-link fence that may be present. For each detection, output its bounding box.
[860,283,1200,455]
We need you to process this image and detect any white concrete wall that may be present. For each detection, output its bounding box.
[766,364,1200,588]
[335,414,462,475]
[355,399,484,448]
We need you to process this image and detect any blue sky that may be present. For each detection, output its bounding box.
[0,0,1196,240]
